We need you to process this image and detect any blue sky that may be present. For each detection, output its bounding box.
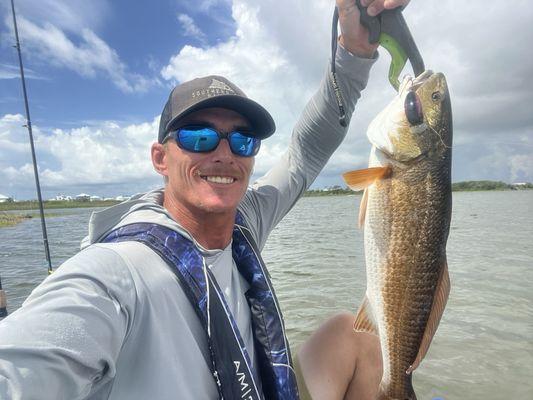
[1,0,532,199]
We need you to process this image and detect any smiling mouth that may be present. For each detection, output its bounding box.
[200,175,236,184]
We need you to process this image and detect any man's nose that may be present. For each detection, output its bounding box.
[213,138,234,162]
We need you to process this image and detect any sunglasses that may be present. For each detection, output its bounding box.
[165,125,261,157]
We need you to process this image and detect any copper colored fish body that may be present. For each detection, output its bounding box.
[343,72,452,400]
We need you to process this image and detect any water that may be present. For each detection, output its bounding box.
[1,191,532,399]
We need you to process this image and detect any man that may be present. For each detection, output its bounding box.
[0,0,408,398]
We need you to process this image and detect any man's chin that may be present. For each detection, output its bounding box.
[196,195,241,215]
[197,204,239,216]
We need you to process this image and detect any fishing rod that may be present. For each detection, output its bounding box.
[0,276,7,320]
[10,0,54,279]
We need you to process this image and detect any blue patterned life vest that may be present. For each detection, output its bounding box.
[101,212,299,400]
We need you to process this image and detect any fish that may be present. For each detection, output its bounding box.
[342,71,453,400]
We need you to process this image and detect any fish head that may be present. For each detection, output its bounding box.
[367,71,452,164]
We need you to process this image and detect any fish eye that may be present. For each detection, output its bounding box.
[404,90,424,126]
[431,91,442,102]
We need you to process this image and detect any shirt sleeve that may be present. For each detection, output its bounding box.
[0,245,137,400]
[238,45,378,250]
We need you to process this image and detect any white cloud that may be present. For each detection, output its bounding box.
[162,1,322,176]
[0,63,44,80]
[1,0,110,34]
[177,14,208,44]
[0,113,161,199]
[510,154,533,183]
[12,17,157,93]
[2,1,159,93]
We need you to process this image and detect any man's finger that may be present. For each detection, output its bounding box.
[366,1,385,17]
[366,0,409,15]
[384,0,410,9]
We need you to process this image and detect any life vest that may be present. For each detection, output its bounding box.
[101,212,299,400]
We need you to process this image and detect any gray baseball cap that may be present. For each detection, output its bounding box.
[158,75,276,143]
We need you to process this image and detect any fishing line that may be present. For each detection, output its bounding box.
[428,124,451,150]
[330,6,347,127]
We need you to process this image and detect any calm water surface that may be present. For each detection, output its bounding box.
[1,191,532,399]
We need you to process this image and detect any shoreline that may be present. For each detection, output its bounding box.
[0,200,120,213]
[1,186,530,216]
[304,186,532,197]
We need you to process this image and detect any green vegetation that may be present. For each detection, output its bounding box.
[302,181,533,197]
[451,181,533,191]
[0,213,30,228]
[0,199,120,212]
[0,200,120,228]
[303,187,357,197]
[0,211,66,228]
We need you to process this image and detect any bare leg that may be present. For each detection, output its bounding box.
[297,312,382,400]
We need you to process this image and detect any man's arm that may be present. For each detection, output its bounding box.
[0,246,136,399]
[239,46,376,250]
[239,0,409,249]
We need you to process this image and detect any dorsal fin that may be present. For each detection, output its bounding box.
[406,261,451,374]
[342,166,391,191]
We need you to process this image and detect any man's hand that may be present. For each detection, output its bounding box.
[337,0,410,58]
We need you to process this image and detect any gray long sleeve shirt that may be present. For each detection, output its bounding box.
[0,46,376,400]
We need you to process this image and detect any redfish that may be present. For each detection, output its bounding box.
[343,71,453,400]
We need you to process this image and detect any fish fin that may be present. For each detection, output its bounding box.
[406,261,451,374]
[342,166,392,191]
[358,188,368,229]
[353,295,379,336]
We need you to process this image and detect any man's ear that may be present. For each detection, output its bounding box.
[151,142,168,177]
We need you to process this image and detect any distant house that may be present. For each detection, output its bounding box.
[75,193,91,202]
[52,195,73,201]
[0,194,13,203]
[90,195,102,202]
[115,195,131,201]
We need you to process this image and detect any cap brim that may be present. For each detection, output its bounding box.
[165,95,275,140]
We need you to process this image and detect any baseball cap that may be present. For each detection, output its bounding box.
[158,75,276,143]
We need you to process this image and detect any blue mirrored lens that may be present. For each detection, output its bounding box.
[229,133,260,157]
[173,126,260,157]
[178,127,219,152]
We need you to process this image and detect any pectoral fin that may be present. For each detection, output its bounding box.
[406,261,451,374]
[353,295,379,337]
[342,166,392,191]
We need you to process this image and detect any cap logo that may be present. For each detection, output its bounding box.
[209,79,234,92]
[191,78,236,99]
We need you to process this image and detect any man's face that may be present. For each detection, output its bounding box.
[157,107,255,216]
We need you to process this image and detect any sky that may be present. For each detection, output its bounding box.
[0,0,532,200]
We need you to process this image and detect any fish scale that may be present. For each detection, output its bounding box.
[375,163,446,398]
